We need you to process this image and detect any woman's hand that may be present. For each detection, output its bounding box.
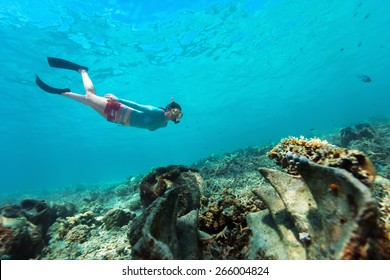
[104,93,118,101]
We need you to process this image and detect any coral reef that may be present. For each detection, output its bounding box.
[1,120,389,260]
[268,136,376,186]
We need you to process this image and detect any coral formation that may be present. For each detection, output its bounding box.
[268,136,376,186]
[20,199,52,234]
[50,202,77,221]
[193,146,276,260]
[198,189,263,259]
[43,210,132,259]
[194,145,276,197]
[139,165,202,208]
[372,176,390,237]
[249,160,389,259]
[130,165,202,259]
[342,122,390,179]
[0,205,45,259]
[0,226,16,259]
[47,211,98,243]
[199,189,262,233]
[65,225,91,243]
[130,188,186,259]
[194,145,274,259]
[102,208,135,229]
[297,160,389,259]
[340,124,378,147]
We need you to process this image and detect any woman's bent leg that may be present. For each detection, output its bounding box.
[62,91,108,118]
[61,92,88,105]
[79,70,96,95]
[60,70,109,119]
[79,70,108,116]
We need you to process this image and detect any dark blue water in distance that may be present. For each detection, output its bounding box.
[0,0,389,194]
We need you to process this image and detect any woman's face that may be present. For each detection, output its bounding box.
[169,108,183,123]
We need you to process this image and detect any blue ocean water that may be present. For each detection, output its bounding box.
[0,0,389,194]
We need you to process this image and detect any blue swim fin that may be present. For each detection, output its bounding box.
[47,57,89,72]
[35,75,70,94]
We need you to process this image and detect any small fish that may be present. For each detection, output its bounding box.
[358,74,372,83]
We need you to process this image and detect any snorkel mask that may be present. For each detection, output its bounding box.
[166,98,183,124]
[171,108,183,123]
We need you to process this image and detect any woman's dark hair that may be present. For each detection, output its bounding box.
[166,101,181,111]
